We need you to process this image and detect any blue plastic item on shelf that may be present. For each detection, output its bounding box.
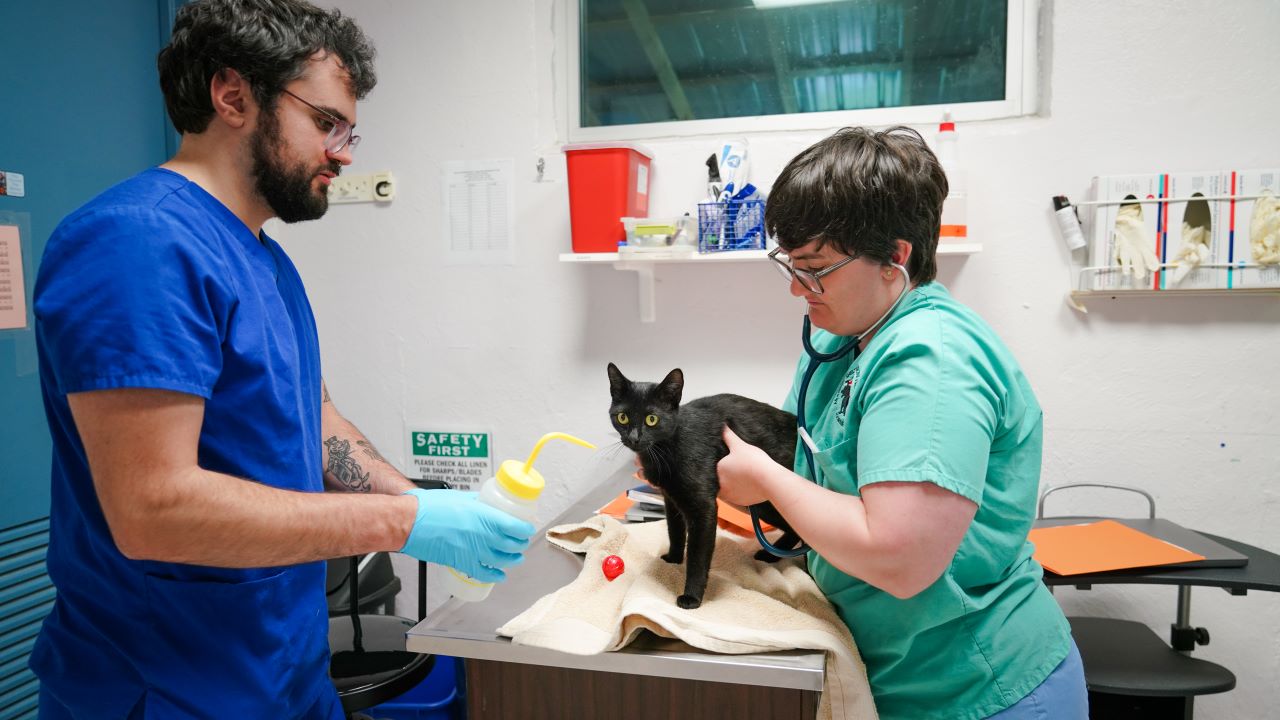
[364,655,463,720]
[698,199,766,252]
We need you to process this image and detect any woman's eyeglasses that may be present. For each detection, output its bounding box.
[768,246,856,294]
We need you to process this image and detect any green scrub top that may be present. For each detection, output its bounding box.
[784,282,1070,720]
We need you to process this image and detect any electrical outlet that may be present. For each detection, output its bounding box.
[328,173,374,203]
[371,171,396,202]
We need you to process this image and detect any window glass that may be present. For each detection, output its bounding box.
[580,0,1009,128]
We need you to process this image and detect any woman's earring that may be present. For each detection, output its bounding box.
[882,269,895,279]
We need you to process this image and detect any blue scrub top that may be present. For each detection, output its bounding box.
[31,168,339,718]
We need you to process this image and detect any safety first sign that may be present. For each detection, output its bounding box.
[406,429,492,492]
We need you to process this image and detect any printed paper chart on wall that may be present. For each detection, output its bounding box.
[441,159,515,265]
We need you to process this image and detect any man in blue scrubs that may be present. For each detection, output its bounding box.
[30,1,532,717]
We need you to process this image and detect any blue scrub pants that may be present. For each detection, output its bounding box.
[38,685,345,719]
[986,640,1088,719]
[37,688,142,720]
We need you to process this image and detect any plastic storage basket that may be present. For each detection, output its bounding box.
[697,199,766,252]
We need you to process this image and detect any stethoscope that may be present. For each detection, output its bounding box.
[751,262,913,558]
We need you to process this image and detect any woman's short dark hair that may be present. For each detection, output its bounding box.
[158,0,377,134]
[765,126,948,284]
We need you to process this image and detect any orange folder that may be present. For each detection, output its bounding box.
[715,499,774,536]
[595,492,775,537]
[1029,519,1205,575]
[596,492,635,520]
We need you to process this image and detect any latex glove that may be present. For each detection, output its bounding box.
[1114,203,1159,280]
[1171,223,1211,285]
[1251,191,1280,265]
[401,489,534,583]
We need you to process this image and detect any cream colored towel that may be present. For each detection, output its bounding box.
[497,515,878,720]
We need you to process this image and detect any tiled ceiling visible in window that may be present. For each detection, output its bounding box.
[581,0,1007,127]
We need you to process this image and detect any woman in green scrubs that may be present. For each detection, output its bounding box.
[717,127,1087,720]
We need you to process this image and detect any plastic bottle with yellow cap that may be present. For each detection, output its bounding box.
[440,432,595,602]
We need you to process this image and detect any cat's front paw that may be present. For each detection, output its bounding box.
[660,551,684,564]
[676,594,702,610]
[753,549,783,563]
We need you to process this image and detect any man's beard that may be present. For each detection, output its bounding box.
[250,111,338,224]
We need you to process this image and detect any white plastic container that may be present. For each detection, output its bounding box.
[618,215,696,252]
[438,432,595,602]
[438,475,539,602]
[621,216,681,247]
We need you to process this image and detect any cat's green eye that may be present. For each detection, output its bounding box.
[616,412,629,425]
[645,414,659,427]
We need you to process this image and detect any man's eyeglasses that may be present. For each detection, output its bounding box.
[281,88,360,155]
[768,246,856,295]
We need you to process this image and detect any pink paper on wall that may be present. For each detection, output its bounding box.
[0,224,27,330]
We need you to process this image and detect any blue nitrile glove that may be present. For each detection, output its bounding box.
[400,489,535,583]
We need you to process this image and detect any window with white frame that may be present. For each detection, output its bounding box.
[569,0,1039,141]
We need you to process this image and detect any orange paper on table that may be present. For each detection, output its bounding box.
[715,499,774,536]
[596,492,634,520]
[1029,519,1205,575]
[595,492,775,536]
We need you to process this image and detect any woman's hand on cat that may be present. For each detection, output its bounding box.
[716,425,776,506]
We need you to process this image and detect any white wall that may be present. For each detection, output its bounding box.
[275,1,1280,716]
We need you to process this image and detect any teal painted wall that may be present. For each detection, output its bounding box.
[0,2,178,713]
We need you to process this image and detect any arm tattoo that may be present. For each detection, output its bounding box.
[357,439,388,465]
[324,436,371,493]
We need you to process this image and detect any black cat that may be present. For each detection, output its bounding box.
[607,363,804,610]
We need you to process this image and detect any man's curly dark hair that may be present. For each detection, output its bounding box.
[158,0,377,134]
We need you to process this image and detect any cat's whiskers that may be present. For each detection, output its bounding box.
[643,443,677,481]
[599,440,627,462]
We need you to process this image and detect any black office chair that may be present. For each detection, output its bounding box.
[328,553,434,718]
[327,552,401,616]
[1038,482,1236,719]
[328,479,446,719]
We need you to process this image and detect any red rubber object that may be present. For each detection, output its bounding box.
[602,554,625,581]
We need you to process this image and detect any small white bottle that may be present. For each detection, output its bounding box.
[1052,196,1087,251]
[936,111,968,244]
[439,432,595,602]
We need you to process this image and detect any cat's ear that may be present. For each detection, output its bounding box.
[607,362,628,398]
[656,368,684,407]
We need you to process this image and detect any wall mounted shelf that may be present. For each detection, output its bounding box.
[560,243,982,322]
[1066,263,1280,313]
[1068,287,1280,311]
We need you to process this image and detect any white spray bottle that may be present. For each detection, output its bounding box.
[439,432,595,602]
